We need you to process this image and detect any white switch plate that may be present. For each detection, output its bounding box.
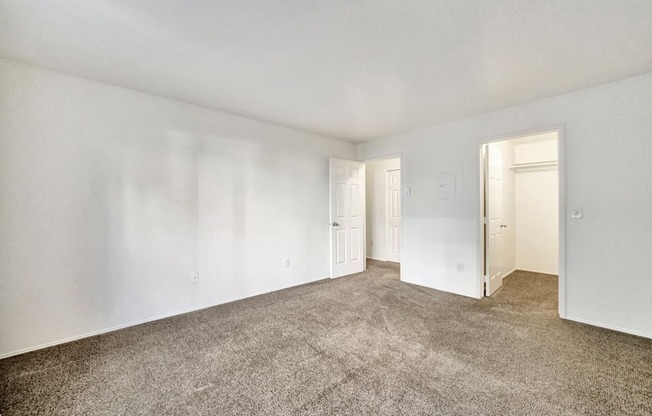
[191,273,199,283]
[283,257,290,267]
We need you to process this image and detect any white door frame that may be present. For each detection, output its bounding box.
[478,126,566,318]
[363,154,403,279]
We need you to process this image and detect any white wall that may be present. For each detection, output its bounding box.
[0,59,356,358]
[514,137,559,274]
[365,158,400,261]
[486,140,516,277]
[357,71,652,338]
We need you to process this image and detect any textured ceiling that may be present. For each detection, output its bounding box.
[2,1,652,142]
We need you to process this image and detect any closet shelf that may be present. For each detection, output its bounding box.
[510,160,558,171]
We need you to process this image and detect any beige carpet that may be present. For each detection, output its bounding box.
[1,261,651,415]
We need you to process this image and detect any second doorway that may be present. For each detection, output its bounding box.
[365,157,401,265]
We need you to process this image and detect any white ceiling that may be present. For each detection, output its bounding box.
[2,1,652,143]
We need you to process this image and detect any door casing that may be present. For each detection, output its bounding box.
[478,126,566,318]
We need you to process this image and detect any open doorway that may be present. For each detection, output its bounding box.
[481,130,562,307]
[328,156,402,280]
[365,156,402,272]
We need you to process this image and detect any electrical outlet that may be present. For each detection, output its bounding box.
[191,273,199,283]
[457,263,464,273]
[283,257,290,267]
[571,208,583,219]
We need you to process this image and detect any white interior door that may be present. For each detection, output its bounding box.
[386,169,401,263]
[329,158,365,278]
[486,147,504,295]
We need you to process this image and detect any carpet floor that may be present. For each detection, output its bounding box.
[1,261,651,415]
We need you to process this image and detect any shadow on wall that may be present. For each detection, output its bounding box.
[102,128,332,320]
[0,59,356,357]
[106,129,199,322]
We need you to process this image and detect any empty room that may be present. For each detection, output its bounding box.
[1,1,651,415]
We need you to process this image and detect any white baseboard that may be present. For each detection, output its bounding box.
[515,268,558,276]
[1,301,244,360]
[564,315,652,340]
[0,307,208,360]
[366,256,388,262]
[503,268,517,278]
[0,277,328,360]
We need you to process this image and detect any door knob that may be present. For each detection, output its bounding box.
[500,224,507,228]
[331,222,340,227]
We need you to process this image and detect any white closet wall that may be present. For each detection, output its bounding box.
[514,136,559,274]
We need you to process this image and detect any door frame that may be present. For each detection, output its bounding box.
[363,153,403,279]
[477,126,566,318]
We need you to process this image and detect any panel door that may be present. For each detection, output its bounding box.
[486,147,504,295]
[386,169,401,263]
[329,158,365,278]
